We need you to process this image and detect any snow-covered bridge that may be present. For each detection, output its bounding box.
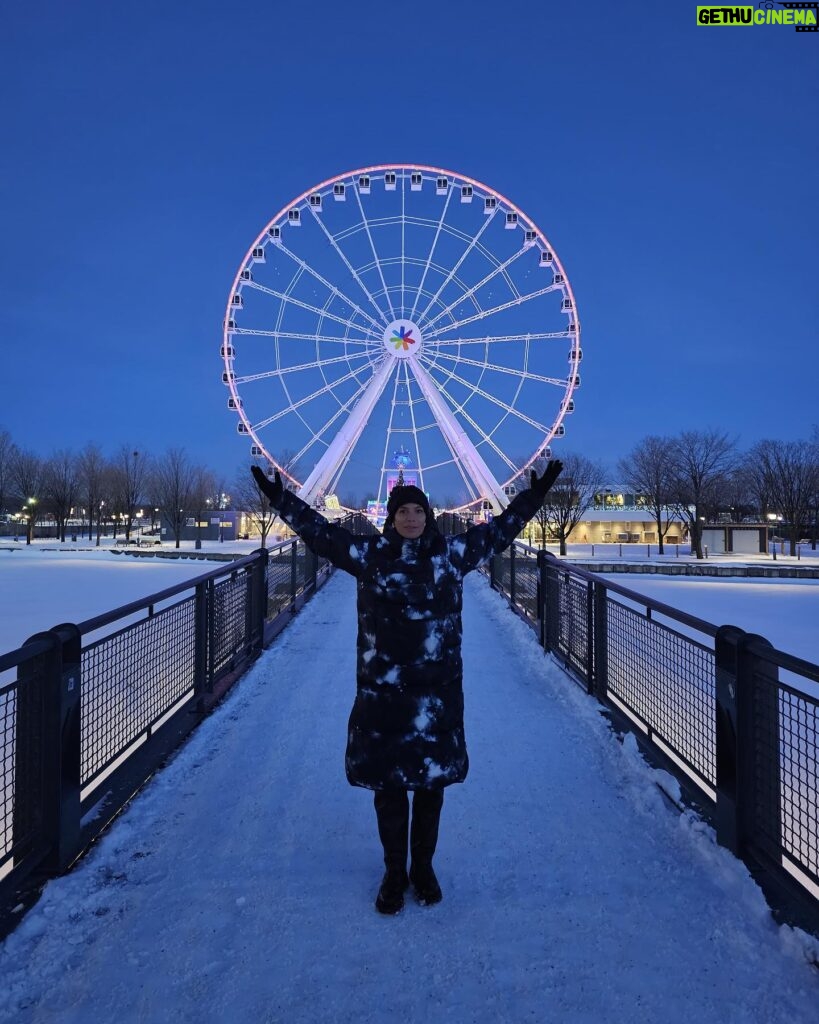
[0,572,817,1023]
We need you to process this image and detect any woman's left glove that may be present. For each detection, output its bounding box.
[251,465,284,508]
[529,460,564,503]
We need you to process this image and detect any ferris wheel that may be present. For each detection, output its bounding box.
[222,164,581,512]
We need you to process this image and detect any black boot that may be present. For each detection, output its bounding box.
[409,789,444,906]
[373,789,409,915]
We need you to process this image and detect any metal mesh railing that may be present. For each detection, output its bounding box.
[81,598,196,787]
[512,551,539,621]
[210,571,251,677]
[487,543,819,921]
[607,599,716,790]
[556,571,591,680]
[1,541,331,911]
[750,655,819,892]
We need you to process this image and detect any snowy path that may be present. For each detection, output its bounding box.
[1,572,817,1024]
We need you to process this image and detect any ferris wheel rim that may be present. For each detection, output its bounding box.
[223,164,581,508]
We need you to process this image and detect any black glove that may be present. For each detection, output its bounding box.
[530,460,564,502]
[251,464,284,507]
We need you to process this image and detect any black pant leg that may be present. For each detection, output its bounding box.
[373,789,409,871]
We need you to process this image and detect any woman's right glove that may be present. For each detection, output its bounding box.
[251,465,284,508]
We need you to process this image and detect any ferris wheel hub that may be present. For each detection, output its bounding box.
[382,319,423,360]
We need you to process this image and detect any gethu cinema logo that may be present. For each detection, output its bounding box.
[697,5,818,25]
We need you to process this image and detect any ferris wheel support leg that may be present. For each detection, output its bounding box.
[407,357,508,513]
[297,359,395,507]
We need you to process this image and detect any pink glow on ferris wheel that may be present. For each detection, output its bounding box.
[223,164,582,510]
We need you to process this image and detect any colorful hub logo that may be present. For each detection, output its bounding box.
[383,318,423,358]
[391,325,416,351]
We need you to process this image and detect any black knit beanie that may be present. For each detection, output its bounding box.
[385,485,431,521]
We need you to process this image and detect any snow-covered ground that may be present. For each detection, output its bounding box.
[0,571,816,1023]
[0,539,268,654]
[601,575,819,668]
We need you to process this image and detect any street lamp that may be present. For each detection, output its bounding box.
[25,497,37,546]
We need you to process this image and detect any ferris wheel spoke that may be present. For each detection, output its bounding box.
[309,207,392,326]
[400,174,406,318]
[245,281,381,339]
[235,351,373,386]
[401,361,427,494]
[419,360,551,435]
[423,283,561,340]
[422,244,529,334]
[353,184,396,321]
[408,185,455,322]
[406,358,506,505]
[275,240,386,334]
[285,375,376,470]
[420,373,520,475]
[422,349,568,387]
[298,357,399,504]
[430,331,572,346]
[251,361,383,430]
[416,207,499,324]
[233,328,378,347]
[375,360,411,499]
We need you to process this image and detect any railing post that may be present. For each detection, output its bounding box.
[537,550,547,648]
[544,558,560,654]
[290,540,298,609]
[738,633,781,862]
[714,624,747,854]
[251,547,269,651]
[509,545,516,607]
[48,623,82,872]
[15,632,61,871]
[593,585,606,704]
[584,581,595,693]
[489,552,498,590]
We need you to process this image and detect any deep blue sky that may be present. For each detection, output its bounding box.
[2,1,817,487]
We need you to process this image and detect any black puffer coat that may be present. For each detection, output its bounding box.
[275,489,541,791]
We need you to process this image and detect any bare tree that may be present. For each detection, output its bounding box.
[808,426,819,550]
[667,429,738,559]
[10,450,45,545]
[538,453,606,556]
[152,449,196,549]
[190,466,217,549]
[747,439,819,556]
[718,464,760,524]
[110,446,150,541]
[617,436,679,554]
[234,465,278,547]
[77,444,107,544]
[42,450,79,542]
[0,429,18,517]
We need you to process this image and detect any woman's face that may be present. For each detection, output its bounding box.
[393,503,427,539]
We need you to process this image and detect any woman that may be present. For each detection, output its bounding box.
[250,461,563,914]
